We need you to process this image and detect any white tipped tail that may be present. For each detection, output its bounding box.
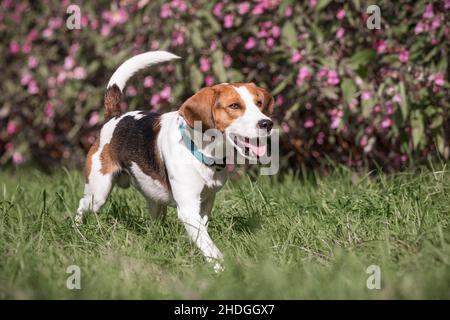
[107,51,180,91]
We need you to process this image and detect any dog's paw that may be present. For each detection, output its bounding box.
[213,262,225,273]
[74,214,84,227]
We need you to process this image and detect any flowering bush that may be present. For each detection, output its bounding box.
[0,0,449,172]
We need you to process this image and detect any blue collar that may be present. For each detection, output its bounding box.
[178,121,224,167]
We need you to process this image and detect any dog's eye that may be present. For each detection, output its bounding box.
[228,103,241,109]
[256,101,263,108]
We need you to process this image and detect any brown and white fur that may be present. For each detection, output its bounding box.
[76,51,274,272]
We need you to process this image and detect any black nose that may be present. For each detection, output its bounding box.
[257,119,273,132]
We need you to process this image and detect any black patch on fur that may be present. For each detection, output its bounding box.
[109,112,168,188]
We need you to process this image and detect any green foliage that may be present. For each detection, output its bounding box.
[0,0,448,172]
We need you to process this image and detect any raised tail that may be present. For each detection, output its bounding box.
[104,51,180,119]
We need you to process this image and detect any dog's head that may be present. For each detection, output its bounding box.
[179,83,274,159]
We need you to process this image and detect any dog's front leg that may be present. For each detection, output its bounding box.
[171,182,223,272]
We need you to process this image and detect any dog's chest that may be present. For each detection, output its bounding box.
[195,162,228,190]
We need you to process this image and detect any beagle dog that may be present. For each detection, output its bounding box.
[76,51,274,271]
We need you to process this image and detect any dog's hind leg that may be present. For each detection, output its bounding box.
[75,140,118,226]
[147,200,167,220]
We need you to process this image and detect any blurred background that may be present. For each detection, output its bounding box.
[0,0,448,174]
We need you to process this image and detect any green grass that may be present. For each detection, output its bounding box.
[0,166,449,299]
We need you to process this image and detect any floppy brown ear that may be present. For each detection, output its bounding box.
[260,88,274,116]
[179,87,217,130]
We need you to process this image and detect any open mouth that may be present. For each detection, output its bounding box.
[228,133,268,159]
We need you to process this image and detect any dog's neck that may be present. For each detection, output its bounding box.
[178,116,227,166]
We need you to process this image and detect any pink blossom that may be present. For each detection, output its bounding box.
[415,22,425,34]
[291,50,303,63]
[276,95,284,107]
[399,50,409,63]
[316,131,325,144]
[45,132,54,144]
[160,4,171,18]
[6,121,17,136]
[296,66,311,86]
[171,0,187,12]
[223,54,232,68]
[330,117,341,129]
[373,105,381,113]
[103,8,128,25]
[81,15,89,28]
[160,86,171,100]
[28,56,38,69]
[171,30,185,46]
[284,6,293,17]
[26,29,39,42]
[5,143,13,152]
[9,40,20,54]
[299,66,311,79]
[304,118,314,129]
[210,40,218,51]
[266,37,275,48]
[27,80,39,95]
[22,42,32,54]
[21,74,33,86]
[244,37,257,49]
[12,152,24,165]
[432,73,444,86]
[200,56,210,72]
[224,14,234,28]
[431,16,441,30]
[2,0,13,10]
[252,4,264,15]
[44,102,54,118]
[336,27,345,39]
[256,30,268,38]
[205,75,214,86]
[126,86,137,97]
[423,4,434,19]
[15,2,26,13]
[150,94,161,105]
[318,68,328,78]
[309,0,317,8]
[329,109,343,129]
[281,122,290,133]
[89,112,99,126]
[212,3,223,17]
[48,17,63,29]
[393,94,401,103]
[57,71,66,85]
[385,103,394,115]
[73,67,86,79]
[336,8,345,20]
[144,76,154,88]
[42,28,53,38]
[445,0,450,9]
[100,24,111,36]
[239,2,250,15]
[361,91,371,100]
[327,70,340,85]
[90,19,99,29]
[380,117,392,129]
[375,40,386,54]
[271,25,281,38]
[262,21,273,29]
[349,98,358,109]
[360,135,368,147]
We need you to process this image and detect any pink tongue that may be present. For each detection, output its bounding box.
[243,140,267,156]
